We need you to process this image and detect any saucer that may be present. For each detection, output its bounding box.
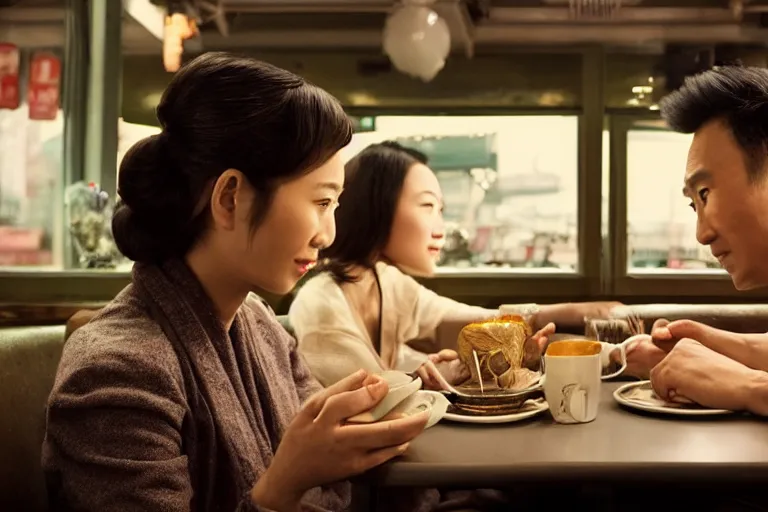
[443,398,548,424]
[390,390,450,428]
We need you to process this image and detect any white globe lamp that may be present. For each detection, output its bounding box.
[382,1,451,82]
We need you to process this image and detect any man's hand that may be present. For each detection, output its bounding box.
[650,338,764,412]
[611,334,668,379]
[651,319,768,371]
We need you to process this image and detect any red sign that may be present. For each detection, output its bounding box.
[0,43,20,110]
[27,52,61,120]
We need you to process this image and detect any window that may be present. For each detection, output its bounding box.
[625,124,724,274]
[346,115,580,273]
[0,49,65,270]
[605,52,661,109]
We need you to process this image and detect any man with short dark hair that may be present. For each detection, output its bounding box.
[635,66,768,415]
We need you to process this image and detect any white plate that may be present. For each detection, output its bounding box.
[613,380,735,416]
[442,399,549,424]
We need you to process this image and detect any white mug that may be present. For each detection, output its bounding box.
[541,340,603,424]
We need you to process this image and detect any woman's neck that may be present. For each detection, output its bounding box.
[341,263,382,348]
[185,247,249,329]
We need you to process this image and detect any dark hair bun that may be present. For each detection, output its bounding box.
[112,52,352,264]
[112,134,195,262]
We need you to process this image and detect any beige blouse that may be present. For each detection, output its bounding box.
[288,262,494,387]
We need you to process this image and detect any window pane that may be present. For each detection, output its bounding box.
[626,124,724,273]
[0,49,65,270]
[606,53,662,109]
[344,116,579,272]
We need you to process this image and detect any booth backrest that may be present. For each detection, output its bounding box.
[610,304,768,334]
[0,312,292,511]
[0,325,66,511]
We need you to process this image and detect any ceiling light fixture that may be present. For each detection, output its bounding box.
[382,0,451,82]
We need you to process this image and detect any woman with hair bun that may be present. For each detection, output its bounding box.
[42,53,430,512]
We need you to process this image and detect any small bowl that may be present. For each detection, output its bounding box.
[447,382,544,413]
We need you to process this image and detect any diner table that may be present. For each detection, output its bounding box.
[350,381,768,511]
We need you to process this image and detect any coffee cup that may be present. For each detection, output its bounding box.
[541,340,603,424]
[346,370,422,423]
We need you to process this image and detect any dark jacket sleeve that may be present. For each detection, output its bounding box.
[43,332,258,512]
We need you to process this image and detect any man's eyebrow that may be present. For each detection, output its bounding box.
[682,169,712,196]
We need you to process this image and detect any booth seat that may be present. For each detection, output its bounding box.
[0,312,293,511]
[0,325,66,511]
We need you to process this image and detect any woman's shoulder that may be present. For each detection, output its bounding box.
[288,272,355,333]
[56,287,184,399]
[290,271,346,312]
[375,261,422,298]
[295,269,341,293]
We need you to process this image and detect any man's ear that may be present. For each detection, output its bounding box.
[210,169,247,231]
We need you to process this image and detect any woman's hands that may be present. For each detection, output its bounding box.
[415,349,469,390]
[251,369,429,511]
[531,322,556,353]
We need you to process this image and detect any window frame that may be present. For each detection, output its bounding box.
[606,111,768,300]
[0,0,125,306]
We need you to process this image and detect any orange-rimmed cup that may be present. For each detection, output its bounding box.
[541,340,602,424]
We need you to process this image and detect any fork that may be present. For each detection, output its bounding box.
[569,0,622,18]
[587,312,645,345]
